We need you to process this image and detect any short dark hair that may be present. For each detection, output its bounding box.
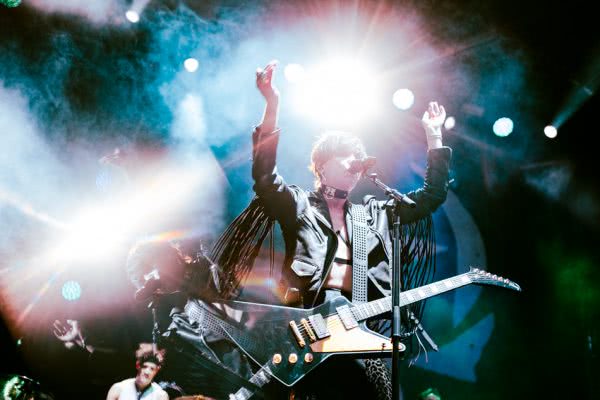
[135,343,165,367]
[309,131,366,188]
[126,240,187,289]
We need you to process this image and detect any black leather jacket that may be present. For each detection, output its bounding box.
[252,127,452,307]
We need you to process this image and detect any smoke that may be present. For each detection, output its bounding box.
[0,0,547,322]
[27,0,127,24]
[0,83,70,244]
[523,164,572,202]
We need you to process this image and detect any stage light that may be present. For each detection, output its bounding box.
[292,59,378,126]
[184,58,199,73]
[125,10,140,23]
[1,0,21,7]
[544,125,558,139]
[444,116,456,130]
[392,88,415,111]
[493,117,513,137]
[62,280,81,301]
[284,63,306,83]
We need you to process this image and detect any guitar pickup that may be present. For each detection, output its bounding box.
[336,305,358,330]
[289,320,306,348]
[308,314,330,339]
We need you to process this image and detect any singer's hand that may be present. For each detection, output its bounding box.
[53,319,81,342]
[53,319,88,350]
[421,101,446,133]
[422,101,445,149]
[256,60,279,102]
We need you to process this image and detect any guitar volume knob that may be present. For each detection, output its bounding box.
[304,353,314,363]
[272,354,282,364]
[288,353,298,364]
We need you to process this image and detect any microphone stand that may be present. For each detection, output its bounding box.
[367,173,416,400]
[148,295,162,354]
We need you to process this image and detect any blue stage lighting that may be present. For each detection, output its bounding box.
[62,280,81,301]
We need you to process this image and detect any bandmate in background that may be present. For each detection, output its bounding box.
[213,60,452,400]
[106,343,168,400]
[125,240,254,399]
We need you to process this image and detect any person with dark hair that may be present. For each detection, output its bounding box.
[106,343,168,400]
[212,60,452,400]
[125,240,255,399]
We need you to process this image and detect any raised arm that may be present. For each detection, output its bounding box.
[251,61,303,228]
[256,60,279,134]
[400,101,451,222]
[382,101,452,224]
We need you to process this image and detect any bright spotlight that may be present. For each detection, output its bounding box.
[444,116,456,130]
[292,59,379,126]
[392,88,415,111]
[493,117,514,137]
[125,10,140,23]
[62,280,81,301]
[284,63,306,83]
[184,58,199,73]
[544,125,558,139]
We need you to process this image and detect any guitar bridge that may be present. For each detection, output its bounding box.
[300,318,317,342]
[289,320,306,348]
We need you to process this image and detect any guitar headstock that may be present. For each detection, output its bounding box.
[467,267,521,292]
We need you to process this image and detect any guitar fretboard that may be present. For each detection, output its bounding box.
[231,364,273,400]
[349,273,472,321]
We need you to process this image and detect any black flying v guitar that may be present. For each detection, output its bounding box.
[221,267,521,389]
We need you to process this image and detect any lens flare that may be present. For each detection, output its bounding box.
[392,88,415,111]
[125,10,140,23]
[184,58,199,73]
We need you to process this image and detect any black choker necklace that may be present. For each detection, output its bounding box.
[321,184,348,199]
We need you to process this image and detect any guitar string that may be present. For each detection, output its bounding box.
[294,278,503,337]
[293,280,468,335]
[293,287,448,335]
[294,299,393,333]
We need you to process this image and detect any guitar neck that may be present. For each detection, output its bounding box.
[350,273,472,321]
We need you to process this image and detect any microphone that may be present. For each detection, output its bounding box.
[347,156,377,174]
[134,270,163,301]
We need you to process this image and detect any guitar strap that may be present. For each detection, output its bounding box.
[350,204,369,304]
[183,300,257,356]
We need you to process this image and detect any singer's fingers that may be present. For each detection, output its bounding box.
[265,59,279,69]
[53,321,65,332]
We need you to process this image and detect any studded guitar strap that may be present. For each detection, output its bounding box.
[350,204,369,304]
